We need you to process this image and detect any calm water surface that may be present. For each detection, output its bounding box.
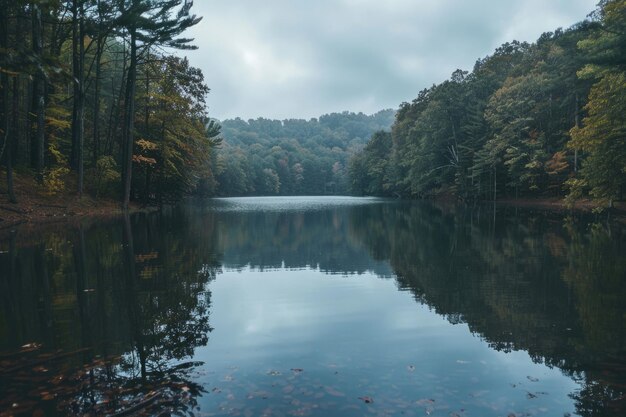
[0,197,625,416]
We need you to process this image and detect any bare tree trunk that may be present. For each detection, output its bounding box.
[71,0,85,196]
[0,4,15,203]
[11,72,19,166]
[70,0,79,168]
[92,37,103,167]
[493,166,497,202]
[5,93,16,204]
[77,1,85,196]
[105,69,126,156]
[121,28,137,209]
[143,52,151,204]
[31,3,45,183]
[574,93,580,173]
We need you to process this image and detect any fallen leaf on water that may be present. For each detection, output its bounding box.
[21,343,42,350]
[358,396,374,404]
[324,387,345,397]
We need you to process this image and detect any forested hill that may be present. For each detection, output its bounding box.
[349,1,626,209]
[214,110,395,196]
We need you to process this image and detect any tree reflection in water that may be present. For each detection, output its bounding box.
[0,209,221,416]
[0,201,625,416]
[347,203,626,417]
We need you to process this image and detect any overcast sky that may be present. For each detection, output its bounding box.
[183,0,598,121]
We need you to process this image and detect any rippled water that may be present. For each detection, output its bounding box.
[1,198,625,416]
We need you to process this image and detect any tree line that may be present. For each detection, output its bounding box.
[349,0,626,209]
[215,110,395,196]
[0,0,220,208]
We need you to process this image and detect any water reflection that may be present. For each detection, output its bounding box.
[0,211,221,415]
[347,203,626,417]
[0,199,624,416]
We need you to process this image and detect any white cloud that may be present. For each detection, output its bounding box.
[183,0,598,120]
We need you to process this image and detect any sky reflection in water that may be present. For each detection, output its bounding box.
[195,267,578,417]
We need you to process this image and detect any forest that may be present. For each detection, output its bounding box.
[215,110,395,196]
[349,0,626,209]
[2,1,626,211]
[0,0,220,210]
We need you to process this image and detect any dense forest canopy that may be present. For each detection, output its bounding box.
[349,0,626,209]
[214,110,395,196]
[0,0,219,207]
[1,1,625,208]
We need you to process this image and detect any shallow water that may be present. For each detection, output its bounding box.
[1,197,625,416]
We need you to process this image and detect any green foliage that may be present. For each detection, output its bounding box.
[216,110,395,196]
[350,4,624,208]
[261,168,280,195]
[567,1,626,208]
[93,155,121,197]
[43,133,70,195]
[349,131,393,195]
[133,56,217,203]
[0,0,210,205]
[43,166,70,195]
[569,70,626,206]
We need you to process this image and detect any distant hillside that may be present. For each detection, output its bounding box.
[215,110,395,196]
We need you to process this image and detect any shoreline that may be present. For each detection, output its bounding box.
[0,174,156,231]
[495,197,626,215]
[420,193,625,215]
[2,189,625,230]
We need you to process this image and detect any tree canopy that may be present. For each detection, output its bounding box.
[214,110,395,196]
[349,1,626,209]
[0,0,216,207]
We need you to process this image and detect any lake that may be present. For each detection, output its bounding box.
[1,197,625,417]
